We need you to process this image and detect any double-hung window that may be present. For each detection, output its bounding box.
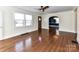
[25,14,32,26]
[14,13,32,27]
[14,13,24,27]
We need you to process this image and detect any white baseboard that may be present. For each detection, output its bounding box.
[42,27,76,33]
[2,29,38,40]
[59,29,76,33]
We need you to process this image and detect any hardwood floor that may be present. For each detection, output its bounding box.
[0,29,79,52]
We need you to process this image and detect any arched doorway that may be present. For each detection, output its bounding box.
[49,16,59,35]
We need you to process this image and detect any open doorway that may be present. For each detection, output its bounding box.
[49,16,59,35]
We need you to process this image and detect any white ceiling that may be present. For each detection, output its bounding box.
[14,6,76,14]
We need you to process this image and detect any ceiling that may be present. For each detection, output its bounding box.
[14,6,76,14]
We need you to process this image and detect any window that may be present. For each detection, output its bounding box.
[14,13,24,27]
[25,15,32,26]
[14,13,32,27]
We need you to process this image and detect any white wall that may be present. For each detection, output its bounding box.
[0,7,39,39]
[77,8,79,43]
[0,11,3,40]
[42,11,76,33]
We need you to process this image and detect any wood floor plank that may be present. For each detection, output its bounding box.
[0,29,78,52]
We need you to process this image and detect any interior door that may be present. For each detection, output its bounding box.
[38,16,42,31]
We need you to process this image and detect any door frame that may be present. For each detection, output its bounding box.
[38,16,42,31]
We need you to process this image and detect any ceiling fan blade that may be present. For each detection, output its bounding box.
[38,6,49,12]
[38,6,43,10]
[44,6,49,9]
[41,6,43,10]
[41,6,43,8]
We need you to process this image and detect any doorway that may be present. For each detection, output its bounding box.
[49,16,59,35]
[38,16,42,31]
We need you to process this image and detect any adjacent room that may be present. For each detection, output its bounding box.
[0,6,79,52]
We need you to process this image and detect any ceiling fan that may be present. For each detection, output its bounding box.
[38,6,49,12]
